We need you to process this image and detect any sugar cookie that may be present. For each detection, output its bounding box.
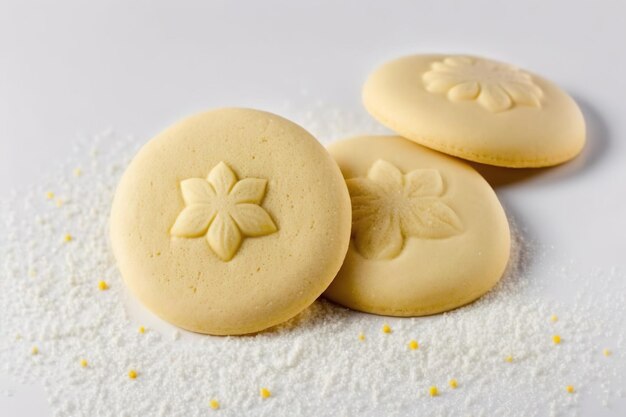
[363,54,586,168]
[324,135,510,316]
[110,108,352,335]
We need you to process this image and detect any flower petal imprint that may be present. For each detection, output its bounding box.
[422,56,543,112]
[171,161,277,261]
[347,159,462,260]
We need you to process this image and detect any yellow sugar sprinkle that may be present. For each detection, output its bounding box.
[552,335,561,345]
[358,332,365,341]
[63,233,73,242]
[73,168,82,177]
[408,340,419,350]
[449,379,458,389]
[98,280,109,291]
[128,369,137,379]
[603,349,612,357]
[55,198,64,207]
[31,346,39,355]
[550,314,558,323]
[566,385,575,393]
[505,355,513,363]
[382,324,392,334]
[260,387,271,399]
[138,326,146,334]
[209,399,220,410]
[46,191,55,200]
[428,386,438,397]
[80,359,88,368]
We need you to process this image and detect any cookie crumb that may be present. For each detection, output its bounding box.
[63,234,73,243]
[98,280,109,291]
[31,346,39,355]
[505,355,513,363]
[552,335,561,345]
[566,385,574,393]
[449,379,458,389]
[550,314,558,322]
[429,386,438,397]
[408,340,419,350]
[80,359,88,368]
[209,399,220,410]
[603,349,612,357]
[73,168,82,177]
[382,324,392,334]
[46,191,55,200]
[128,369,137,379]
[358,332,365,341]
[138,326,145,334]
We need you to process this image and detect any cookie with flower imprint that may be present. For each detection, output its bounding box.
[363,54,585,167]
[325,135,510,316]
[110,108,351,335]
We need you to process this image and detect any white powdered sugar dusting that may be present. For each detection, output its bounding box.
[0,106,624,417]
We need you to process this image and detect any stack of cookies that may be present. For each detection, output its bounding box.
[110,54,586,335]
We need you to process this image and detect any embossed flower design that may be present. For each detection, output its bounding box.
[347,160,462,260]
[170,161,277,261]
[422,56,543,112]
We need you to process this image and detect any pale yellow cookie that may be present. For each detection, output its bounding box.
[110,108,351,335]
[363,54,586,168]
[324,135,510,316]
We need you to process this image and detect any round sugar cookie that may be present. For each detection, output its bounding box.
[363,54,586,168]
[324,135,510,316]
[110,108,352,335]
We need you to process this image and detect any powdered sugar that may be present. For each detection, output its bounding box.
[1,108,624,417]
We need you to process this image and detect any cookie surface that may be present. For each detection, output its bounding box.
[363,54,586,167]
[110,108,351,335]
[324,135,510,316]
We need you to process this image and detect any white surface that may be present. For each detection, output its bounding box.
[1,1,625,416]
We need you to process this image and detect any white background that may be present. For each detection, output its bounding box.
[1,1,625,415]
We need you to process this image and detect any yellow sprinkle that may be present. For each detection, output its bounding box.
[552,335,561,345]
[408,340,419,350]
[80,359,88,368]
[31,346,39,355]
[46,191,55,200]
[55,198,64,207]
[260,387,271,399]
[603,349,612,357]
[428,386,438,397]
[550,314,558,323]
[138,326,145,334]
[449,379,458,389]
[566,385,575,393]
[63,233,73,242]
[358,332,365,341]
[505,355,513,363]
[73,168,82,177]
[209,399,220,410]
[128,369,137,379]
[98,280,109,291]
[382,324,392,334]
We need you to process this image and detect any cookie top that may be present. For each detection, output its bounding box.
[363,54,586,168]
[324,135,510,316]
[110,108,351,335]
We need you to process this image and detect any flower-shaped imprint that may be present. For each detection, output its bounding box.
[347,160,462,260]
[422,56,543,112]
[170,161,277,261]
